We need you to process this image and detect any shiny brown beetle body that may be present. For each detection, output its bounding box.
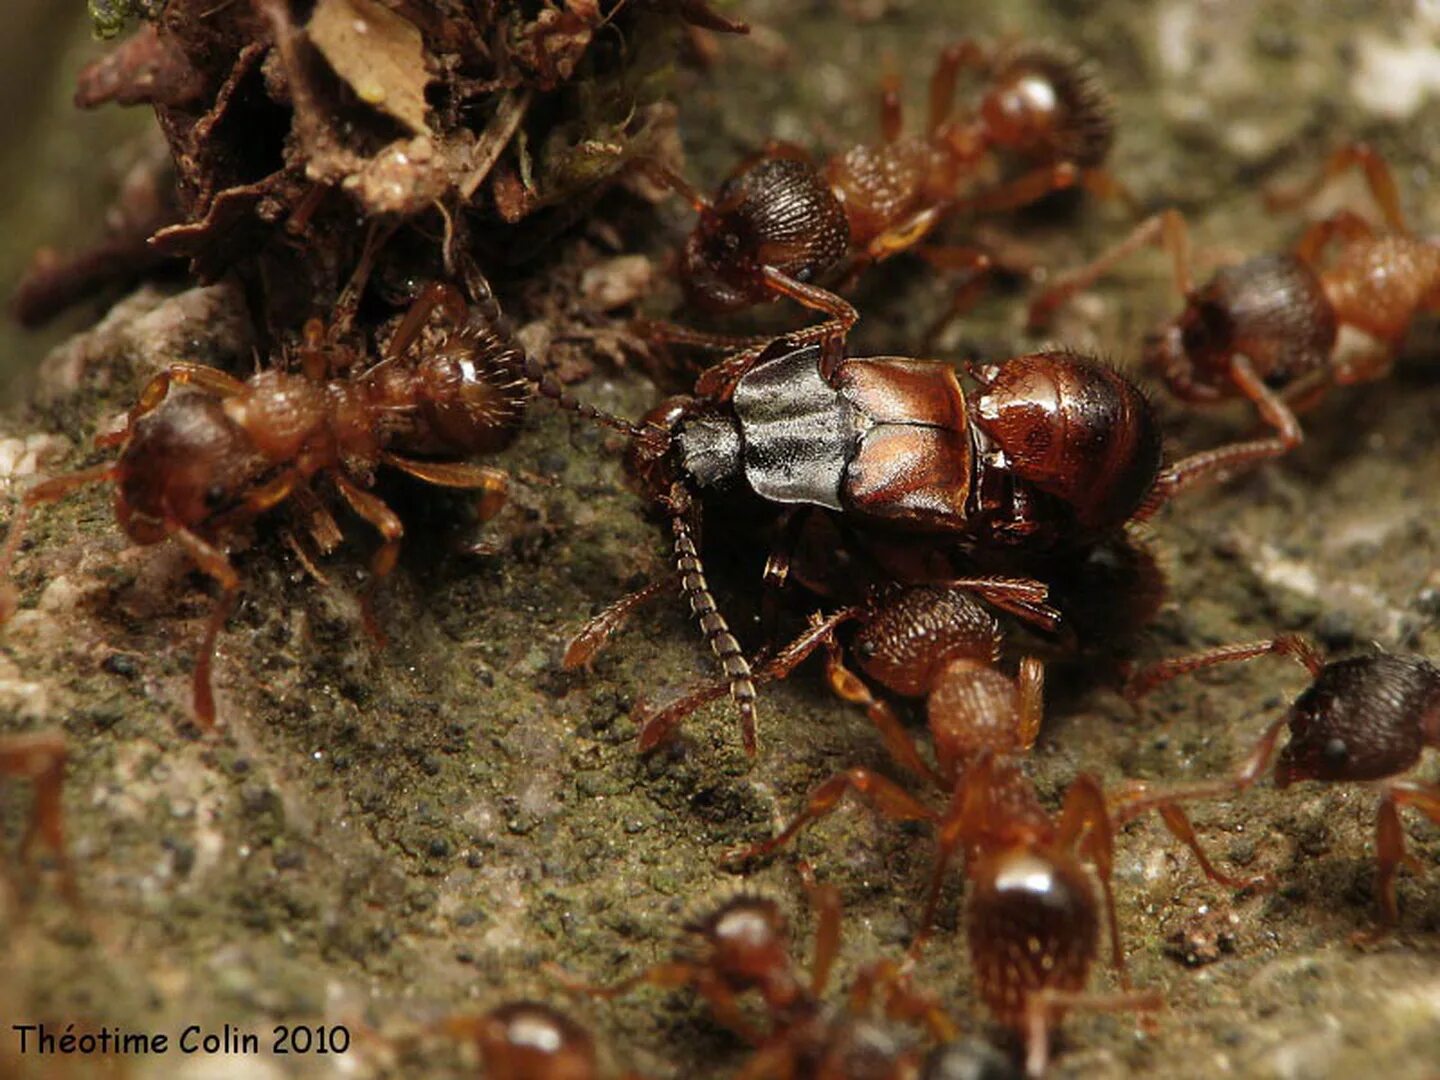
[1126,636,1440,928]
[562,303,1285,754]
[653,42,1116,320]
[1029,143,1440,449]
[2,280,527,729]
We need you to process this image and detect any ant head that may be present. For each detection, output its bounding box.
[970,351,1163,535]
[114,393,266,543]
[1276,654,1435,786]
[687,892,793,993]
[980,45,1114,168]
[681,157,849,313]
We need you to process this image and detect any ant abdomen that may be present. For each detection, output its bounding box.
[980,45,1114,169]
[967,846,1097,1028]
[682,157,850,312]
[409,319,529,455]
[1277,654,1440,786]
[115,393,266,544]
[972,352,1162,534]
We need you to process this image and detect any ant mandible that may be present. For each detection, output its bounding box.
[721,585,1267,1076]
[1027,143,1440,449]
[0,270,527,729]
[648,40,1117,326]
[1124,633,1440,930]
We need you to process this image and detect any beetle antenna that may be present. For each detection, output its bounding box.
[667,485,759,755]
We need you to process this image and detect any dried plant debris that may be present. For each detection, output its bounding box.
[56,1,746,334]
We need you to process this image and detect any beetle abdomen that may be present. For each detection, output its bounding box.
[972,351,1161,533]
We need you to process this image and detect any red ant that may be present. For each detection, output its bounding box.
[438,1001,614,1080]
[1124,634,1440,930]
[552,873,956,1080]
[648,41,1118,325]
[1027,143,1440,449]
[554,296,1285,754]
[0,731,73,903]
[0,273,527,729]
[718,585,1268,1076]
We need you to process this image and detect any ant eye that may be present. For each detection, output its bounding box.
[205,484,227,508]
[854,639,876,660]
[1322,737,1349,766]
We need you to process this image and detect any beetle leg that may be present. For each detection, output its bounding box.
[564,578,671,670]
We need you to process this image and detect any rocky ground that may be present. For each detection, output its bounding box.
[2,1,1440,1077]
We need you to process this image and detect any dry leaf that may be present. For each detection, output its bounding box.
[308,0,431,135]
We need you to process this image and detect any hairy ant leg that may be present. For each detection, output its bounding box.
[1373,780,1440,929]
[1027,209,1192,330]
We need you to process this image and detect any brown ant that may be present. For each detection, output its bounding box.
[719,585,1268,1076]
[552,873,956,1080]
[554,300,1285,754]
[438,1001,612,1080]
[1124,634,1440,930]
[1027,143,1440,449]
[0,731,73,903]
[0,274,527,729]
[647,41,1117,326]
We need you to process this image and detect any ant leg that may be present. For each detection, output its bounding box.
[824,642,946,789]
[333,474,404,648]
[381,453,508,521]
[879,70,904,143]
[759,268,859,354]
[722,767,939,867]
[866,206,952,263]
[1027,209,1191,330]
[667,485,759,755]
[2,731,75,901]
[1017,656,1044,750]
[1371,780,1440,929]
[694,338,788,401]
[1125,634,1323,700]
[1293,208,1377,266]
[636,605,864,752]
[169,524,241,730]
[1055,774,1129,989]
[929,40,988,132]
[386,282,470,361]
[1229,355,1305,447]
[799,862,843,997]
[1023,988,1163,1080]
[636,318,775,354]
[1266,142,1407,234]
[953,161,1080,216]
[1110,785,1274,891]
[564,578,672,670]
